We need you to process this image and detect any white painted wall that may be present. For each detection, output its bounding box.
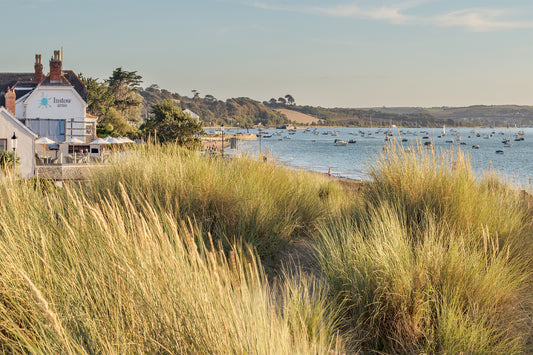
[0,108,36,178]
[15,92,30,118]
[23,86,86,120]
[15,85,96,143]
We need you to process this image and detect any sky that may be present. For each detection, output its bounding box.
[1,0,532,108]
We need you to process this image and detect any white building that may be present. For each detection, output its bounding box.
[184,109,200,120]
[0,107,37,178]
[0,50,98,177]
[0,50,97,144]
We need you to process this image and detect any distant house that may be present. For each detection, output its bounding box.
[184,109,200,120]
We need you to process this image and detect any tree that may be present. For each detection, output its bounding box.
[97,108,136,137]
[107,67,143,92]
[79,74,115,117]
[285,94,295,105]
[192,90,200,101]
[146,84,160,92]
[142,100,204,147]
[278,97,287,105]
[269,98,277,105]
[106,68,143,122]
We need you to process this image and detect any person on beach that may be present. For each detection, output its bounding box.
[328,168,332,177]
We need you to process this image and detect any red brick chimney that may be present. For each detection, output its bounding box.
[34,54,43,83]
[5,87,16,115]
[49,50,62,83]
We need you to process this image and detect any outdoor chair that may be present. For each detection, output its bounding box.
[34,154,44,165]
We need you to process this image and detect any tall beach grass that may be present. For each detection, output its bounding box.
[0,173,344,353]
[81,145,348,265]
[1,142,532,353]
[314,144,533,353]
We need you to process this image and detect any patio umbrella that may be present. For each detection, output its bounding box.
[119,137,135,144]
[35,137,56,145]
[64,137,85,144]
[35,137,57,160]
[89,138,108,145]
[103,136,122,144]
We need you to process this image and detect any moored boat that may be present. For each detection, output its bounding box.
[333,139,348,146]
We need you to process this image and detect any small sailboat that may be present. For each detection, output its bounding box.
[333,139,348,146]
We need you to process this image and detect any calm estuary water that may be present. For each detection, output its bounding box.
[214,127,533,188]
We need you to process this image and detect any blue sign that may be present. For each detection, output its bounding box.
[39,92,52,109]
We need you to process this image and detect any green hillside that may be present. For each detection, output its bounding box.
[377,105,533,126]
[265,103,454,128]
[140,87,289,127]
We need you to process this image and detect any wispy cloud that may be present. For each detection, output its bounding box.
[317,4,412,24]
[247,1,533,32]
[431,8,533,32]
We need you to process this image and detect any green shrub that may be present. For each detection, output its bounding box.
[0,151,19,171]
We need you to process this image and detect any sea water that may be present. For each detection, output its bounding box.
[212,127,533,187]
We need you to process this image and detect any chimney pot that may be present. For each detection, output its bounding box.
[49,50,63,83]
[5,87,16,116]
[34,54,43,82]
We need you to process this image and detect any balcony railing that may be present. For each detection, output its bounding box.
[35,153,110,166]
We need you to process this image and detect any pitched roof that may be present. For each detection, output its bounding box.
[0,107,38,138]
[62,70,87,101]
[0,73,34,94]
[1,72,87,108]
[35,71,87,101]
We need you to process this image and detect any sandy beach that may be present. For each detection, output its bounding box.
[202,133,256,151]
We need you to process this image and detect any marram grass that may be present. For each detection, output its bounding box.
[81,144,348,265]
[314,144,533,353]
[1,143,532,354]
[0,173,344,353]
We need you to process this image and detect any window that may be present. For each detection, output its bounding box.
[23,119,66,142]
[0,139,6,151]
[68,145,90,154]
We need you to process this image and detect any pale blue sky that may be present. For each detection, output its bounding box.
[2,0,532,107]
